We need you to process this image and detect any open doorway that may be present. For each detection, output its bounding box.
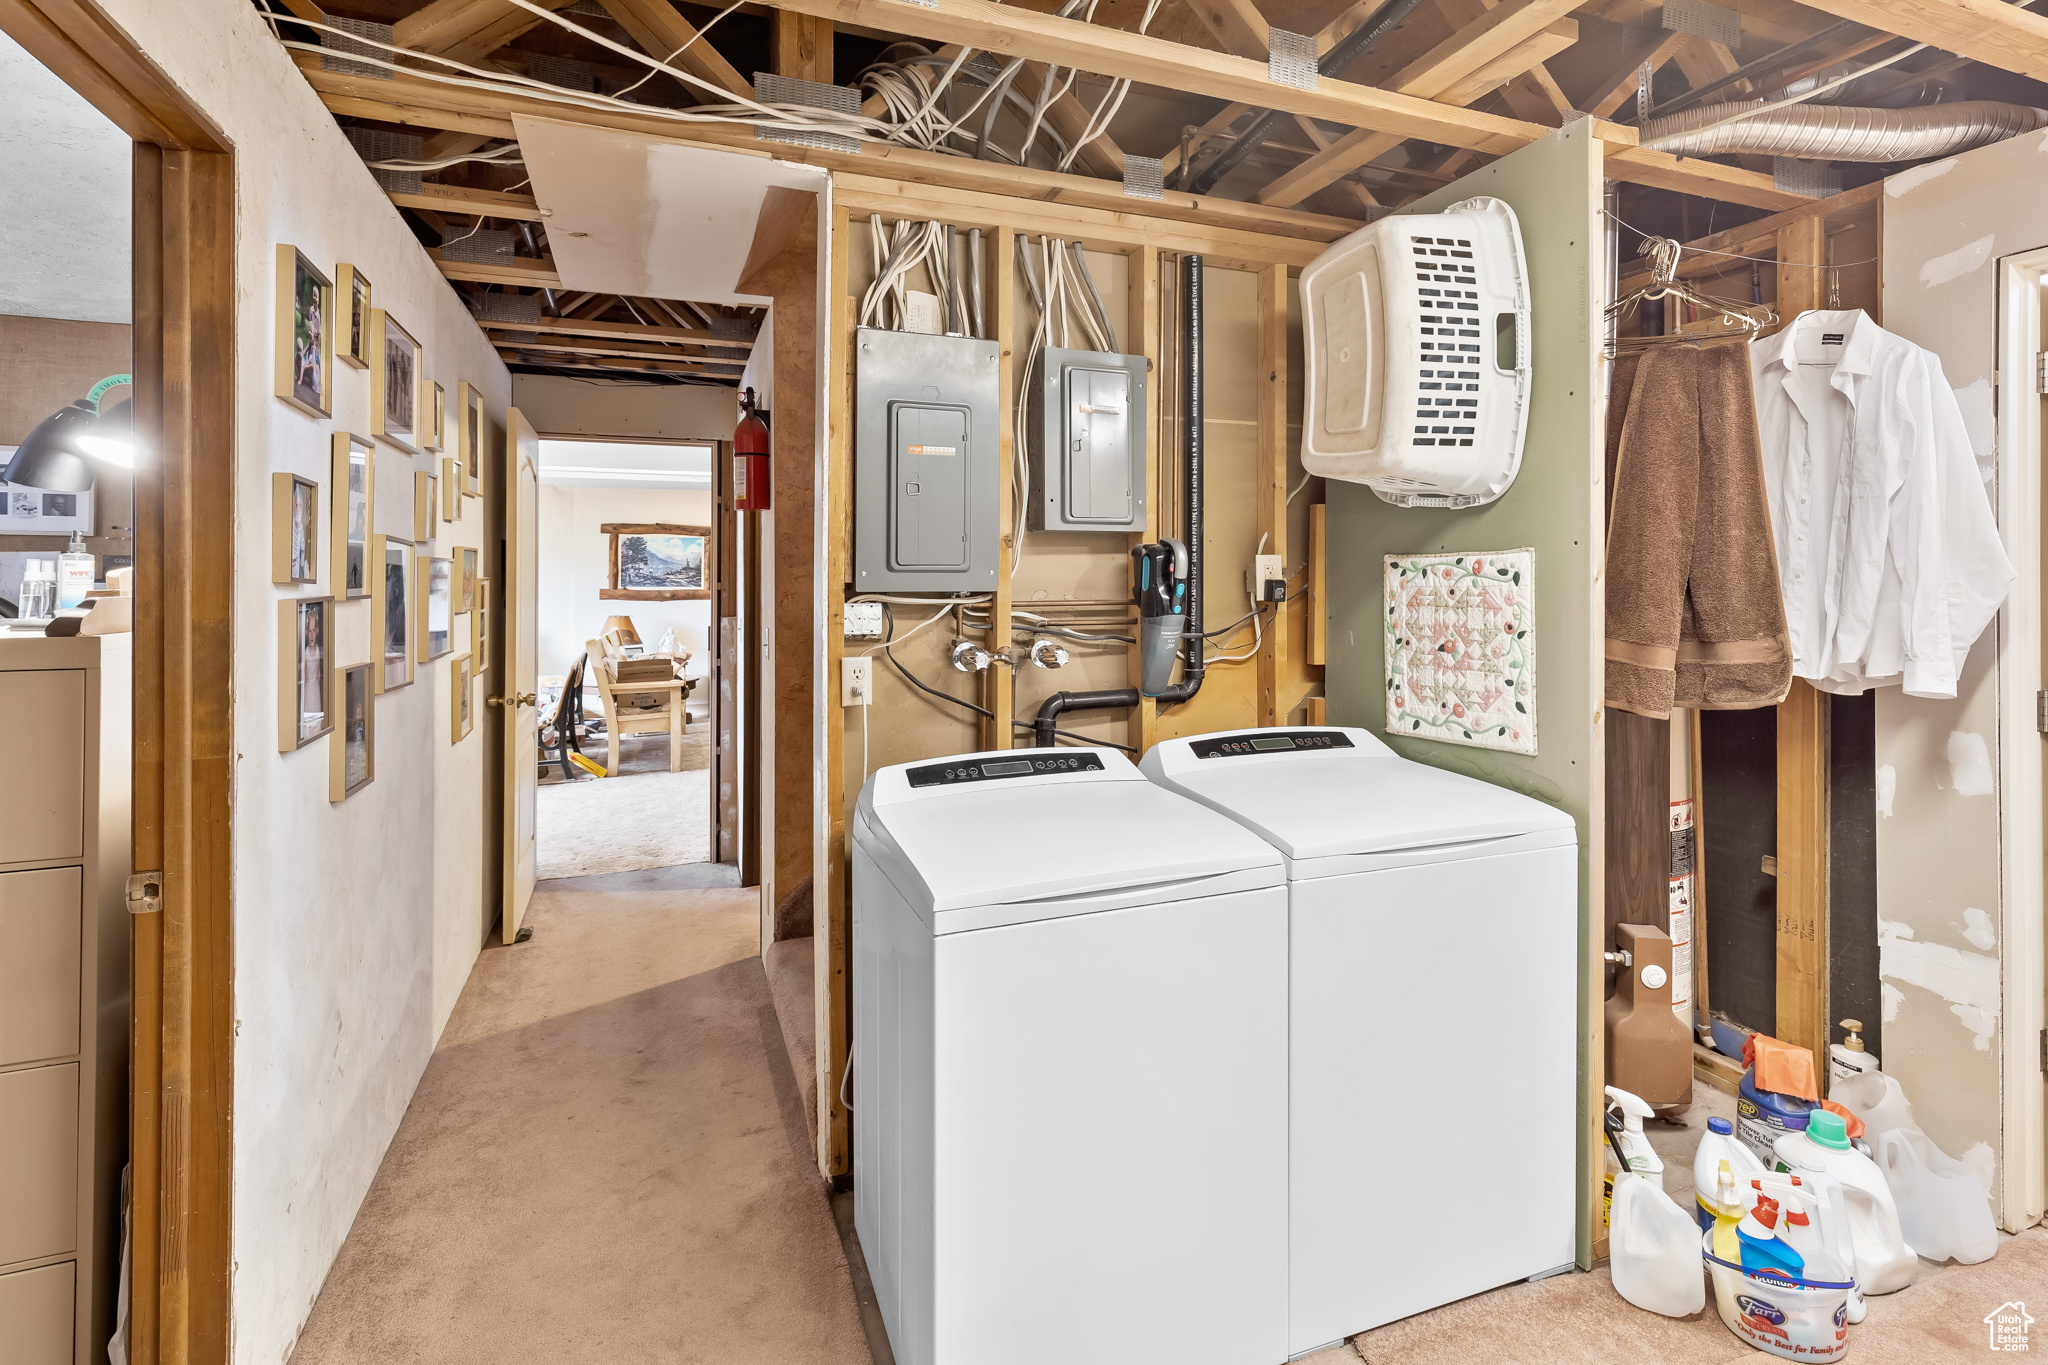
[532,435,716,881]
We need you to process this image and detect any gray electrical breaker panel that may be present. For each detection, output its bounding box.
[1028,347,1148,533]
[855,327,1001,593]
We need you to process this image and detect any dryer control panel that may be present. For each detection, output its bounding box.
[908,751,1106,788]
[1189,730,1355,761]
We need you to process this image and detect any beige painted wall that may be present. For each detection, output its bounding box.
[1878,134,2048,1219]
[536,483,713,679]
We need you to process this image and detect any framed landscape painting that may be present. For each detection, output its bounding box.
[601,522,709,601]
[273,245,332,417]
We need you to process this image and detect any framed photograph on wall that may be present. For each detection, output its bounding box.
[418,554,453,662]
[331,432,374,599]
[0,464,95,535]
[425,381,446,452]
[450,653,474,743]
[370,534,413,694]
[457,381,484,495]
[456,546,478,612]
[441,457,460,521]
[337,264,372,370]
[601,523,710,601]
[278,595,336,752]
[331,663,375,801]
[273,245,332,418]
[413,470,435,543]
[475,577,492,672]
[270,473,318,585]
[369,309,423,453]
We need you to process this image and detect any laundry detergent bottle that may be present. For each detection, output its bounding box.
[1775,1110,1918,1295]
[1694,1116,1764,1231]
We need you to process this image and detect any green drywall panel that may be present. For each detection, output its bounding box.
[1323,123,1603,1266]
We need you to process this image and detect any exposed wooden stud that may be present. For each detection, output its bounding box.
[419,128,489,161]
[1786,0,2048,83]
[1582,30,1689,120]
[983,226,1016,751]
[492,334,748,364]
[1018,60,1128,177]
[1126,243,1160,755]
[1776,678,1830,1083]
[1616,181,1881,294]
[821,203,854,1180]
[771,8,834,84]
[393,0,582,66]
[474,314,754,346]
[1309,502,1327,666]
[1182,0,1269,61]
[428,247,562,287]
[494,349,736,377]
[1254,263,1287,727]
[388,182,545,221]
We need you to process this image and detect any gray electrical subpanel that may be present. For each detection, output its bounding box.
[855,327,1001,593]
[1028,347,1148,533]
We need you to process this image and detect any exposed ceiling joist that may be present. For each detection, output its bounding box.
[593,0,755,101]
[1255,0,1584,207]
[1181,0,1269,62]
[429,248,563,287]
[497,348,735,378]
[493,334,749,364]
[394,0,582,66]
[475,315,755,346]
[389,183,547,221]
[1581,29,1689,119]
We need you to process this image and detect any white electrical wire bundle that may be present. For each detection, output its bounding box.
[859,217,961,331]
[1011,234,1122,567]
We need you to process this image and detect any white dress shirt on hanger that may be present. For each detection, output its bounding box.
[1750,308,2013,699]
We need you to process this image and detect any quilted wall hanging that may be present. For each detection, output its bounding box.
[1385,548,1537,754]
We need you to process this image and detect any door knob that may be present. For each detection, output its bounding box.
[487,691,537,709]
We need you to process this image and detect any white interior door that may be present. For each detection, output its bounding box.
[500,407,540,941]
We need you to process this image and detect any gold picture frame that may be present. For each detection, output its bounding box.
[601,522,710,601]
[332,432,375,599]
[456,545,478,611]
[337,263,372,370]
[450,653,474,743]
[371,534,414,694]
[457,381,484,495]
[271,472,318,585]
[369,308,424,453]
[418,554,454,662]
[414,470,436,543]
[424,381,446,452]
[331,663,375,800]
[475,577,492,672]
[273,245,332,418]
[278,595,336,752]
[441,456,461,521]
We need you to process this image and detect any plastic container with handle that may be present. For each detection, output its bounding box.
[1609,1172,1707,1318]
[1869,1127,1997,1265]
[1774,1111,1918,1295]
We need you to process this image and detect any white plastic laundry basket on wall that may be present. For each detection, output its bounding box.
[1299,196,1531,508]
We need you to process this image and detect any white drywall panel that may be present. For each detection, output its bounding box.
[513,373,735,442]
[0,30,130,324]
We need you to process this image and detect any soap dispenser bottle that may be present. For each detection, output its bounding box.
[56,531,94,609]
[1831,1018,1878,1083]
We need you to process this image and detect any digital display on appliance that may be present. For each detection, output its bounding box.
[1189,731,1355,760]
[906,751,1107,788]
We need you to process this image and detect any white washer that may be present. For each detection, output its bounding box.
[853,747,1289,1365]
[1141,726,1578,1354]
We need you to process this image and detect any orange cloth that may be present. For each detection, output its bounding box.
[1740,1033,1819,1101]
[1820,1100,1866,1141]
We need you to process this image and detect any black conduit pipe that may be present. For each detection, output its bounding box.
[1032,254,1206,747]
[1185,0,1429,197]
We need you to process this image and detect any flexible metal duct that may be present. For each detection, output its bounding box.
[1642,100,2048,161]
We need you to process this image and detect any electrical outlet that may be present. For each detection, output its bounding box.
[844,601,885,639]
[841,656,874,707]
[1249,553,1285,602]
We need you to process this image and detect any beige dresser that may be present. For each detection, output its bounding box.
[0,634,130,1365]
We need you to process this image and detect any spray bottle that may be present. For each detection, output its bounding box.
[1603,1085,1663,1229]
[1735,1193,1805,1280]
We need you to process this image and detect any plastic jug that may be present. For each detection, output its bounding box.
[1603,1085,1664,1231]
[1695,1116,1765,1231]
[1830,1069,1915,1140]
[1753,1171,1866,1324]
[1870,1127,1997,1265]
[1775,1111,1918,1295]
[1610,1172,1707,1317]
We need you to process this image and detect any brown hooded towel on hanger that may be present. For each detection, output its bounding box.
[1604,342,1792,718]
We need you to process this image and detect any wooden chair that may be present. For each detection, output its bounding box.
[585,636,685,775]
[538,650,589,780]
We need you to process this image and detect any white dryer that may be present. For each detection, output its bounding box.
[852,747,1290,1365]
[1141,727,1578,1354]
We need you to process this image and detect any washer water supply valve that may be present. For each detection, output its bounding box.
[951,639,994,672]
[1028,639,1070,669]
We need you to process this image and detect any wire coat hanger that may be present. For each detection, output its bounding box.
[1606,236,1777,356]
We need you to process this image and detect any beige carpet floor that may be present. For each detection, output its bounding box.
[536,724,710,880]
[287,865,873,1365]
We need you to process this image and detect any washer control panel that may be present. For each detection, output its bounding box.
[907,751,1106,788]
[1189,730,1355,760]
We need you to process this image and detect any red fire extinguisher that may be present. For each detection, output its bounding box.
[734,387,770,511]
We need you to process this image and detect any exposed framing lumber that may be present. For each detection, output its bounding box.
[1255,0,1582,207]
[394,0,581,66]
[1786,0,2048,83]
[1775,677,1830,1084]
[981,226,1016,751]
[595,0,753,100]
[1125,243,1160,754]
[1253,263,1288,727]
[771,8,834,82]
[1182,0,1269,61]
[477,314,755,346]
[497,348,735,377]
[1582,28,1689,119]
[493,334,748,364]
[1615,180,1881,294]
[428,247,563,287]
[819,203,855,1176]
[388,181,545,221]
